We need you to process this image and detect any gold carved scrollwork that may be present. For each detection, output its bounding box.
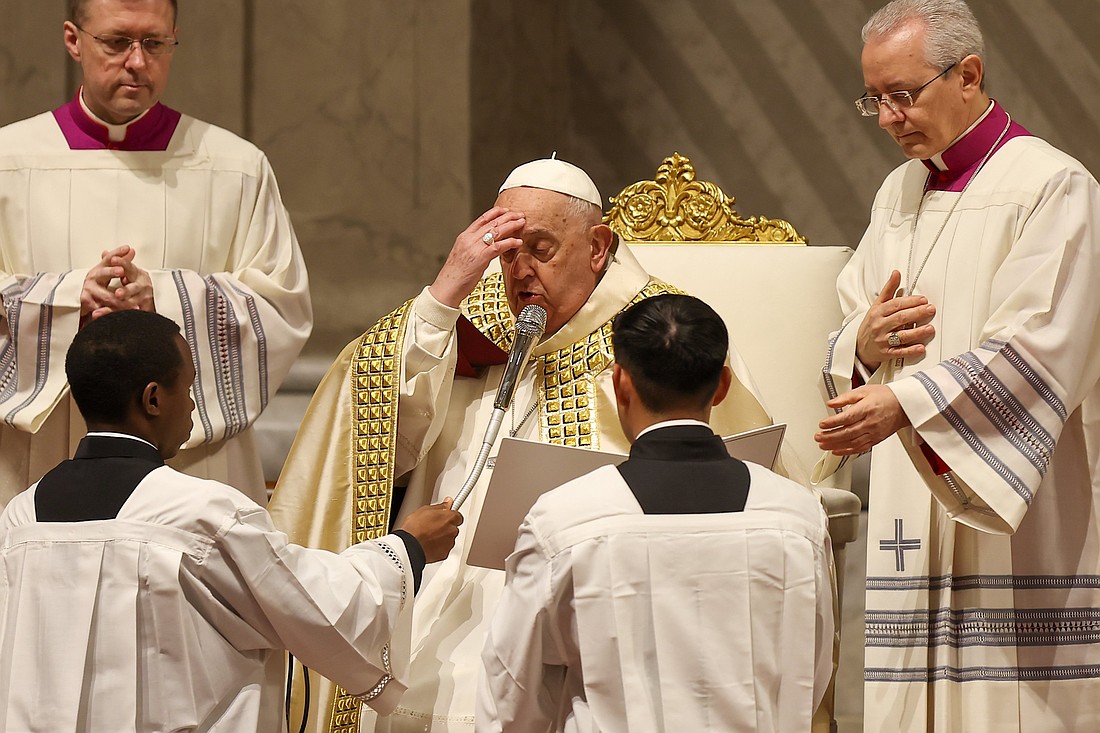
[604,152,807,244]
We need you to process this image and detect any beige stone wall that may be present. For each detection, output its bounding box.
[3,0,1099,361]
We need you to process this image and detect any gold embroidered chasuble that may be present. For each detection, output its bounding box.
[270,246,775,733]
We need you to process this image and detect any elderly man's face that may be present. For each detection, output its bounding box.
[64,0,177,125]
[497,187,611,336]
[862,21,972,160]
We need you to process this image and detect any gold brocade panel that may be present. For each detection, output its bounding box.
[538,278,684,448]
[328,299,413,733]
[350,301,411,544]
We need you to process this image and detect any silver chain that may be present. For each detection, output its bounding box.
[509,395,539,438]
[905,112,1012,295]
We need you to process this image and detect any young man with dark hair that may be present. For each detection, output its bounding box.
[0,310,462,732]
[479,294,835,732]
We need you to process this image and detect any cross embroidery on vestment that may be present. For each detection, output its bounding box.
[880,517,921,572]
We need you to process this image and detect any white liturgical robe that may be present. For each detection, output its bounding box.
[0,98,312,506]
[479,462,834,733]
[818,103,1100,731]
[0,447,414,732]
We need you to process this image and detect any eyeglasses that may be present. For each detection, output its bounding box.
[855,62,957,116]
[75,24,179,57]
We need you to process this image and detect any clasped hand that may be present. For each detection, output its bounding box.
[81,245,156,320]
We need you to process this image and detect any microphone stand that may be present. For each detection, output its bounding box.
[451,408,504,511]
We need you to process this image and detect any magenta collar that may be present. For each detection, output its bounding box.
[920,102,1030,192]
[52,94,181,151]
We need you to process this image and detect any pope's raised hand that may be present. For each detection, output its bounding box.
[429,207,525,308]
[855,270,936,371]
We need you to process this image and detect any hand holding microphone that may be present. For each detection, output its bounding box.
[451,304,547,511]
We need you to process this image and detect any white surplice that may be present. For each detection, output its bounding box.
[819,130,1100,731]
[479,462,834,733]
[270,244,781,732]
[0,111,312,506]
[0,464,414,733]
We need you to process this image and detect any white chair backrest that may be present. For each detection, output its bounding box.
[628,243,852,483]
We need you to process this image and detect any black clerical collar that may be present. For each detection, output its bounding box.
[35,435,165,522]
[629,423,728,462]
[76,433,165,465]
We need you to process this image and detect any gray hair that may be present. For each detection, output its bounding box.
[565,195,603,229]
[862,0,985,70]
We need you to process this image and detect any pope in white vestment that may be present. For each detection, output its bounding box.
[269,160,781,732]
[0,93,311,507]
[817,100,1100,730]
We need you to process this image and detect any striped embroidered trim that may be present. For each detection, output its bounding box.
[867,574,1100,592]
[866,663,1100,683]
[1000,341,1067,421]
[0,276,41,407]
[228,280,270,409]
[915,371,1033,502]
[943,352,1055,473]
[175,271,214,442]
[865,606,1100,648]
[4,274,63,424]
[822,317,856,404]
[954,349,1058,449]
[207,278,248,437]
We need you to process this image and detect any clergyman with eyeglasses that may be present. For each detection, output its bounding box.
[0,0,312,508]
[813,1,1100,731]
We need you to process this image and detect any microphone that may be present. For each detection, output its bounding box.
[452,304,547,510]
[494,304,548,410]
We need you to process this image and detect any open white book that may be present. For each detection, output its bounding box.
[466,423,786,570]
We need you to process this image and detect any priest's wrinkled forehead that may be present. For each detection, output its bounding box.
[71,0,179,25]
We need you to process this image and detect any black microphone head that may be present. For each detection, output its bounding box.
[516,304,548,338]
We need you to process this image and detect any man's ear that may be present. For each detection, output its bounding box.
[612,363,631,412]
[63,21,82,63]
[142,382,161,417]
[712,366,733,407]
[589,224,615,274]
[958,53,984,95]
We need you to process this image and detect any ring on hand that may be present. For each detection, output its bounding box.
[482,231,495,246]
[888,331,902,348]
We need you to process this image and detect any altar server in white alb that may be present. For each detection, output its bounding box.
[0,0,311,506]
[481,294,834,733]
[0,310,463,732]
[814,1,1100,730]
